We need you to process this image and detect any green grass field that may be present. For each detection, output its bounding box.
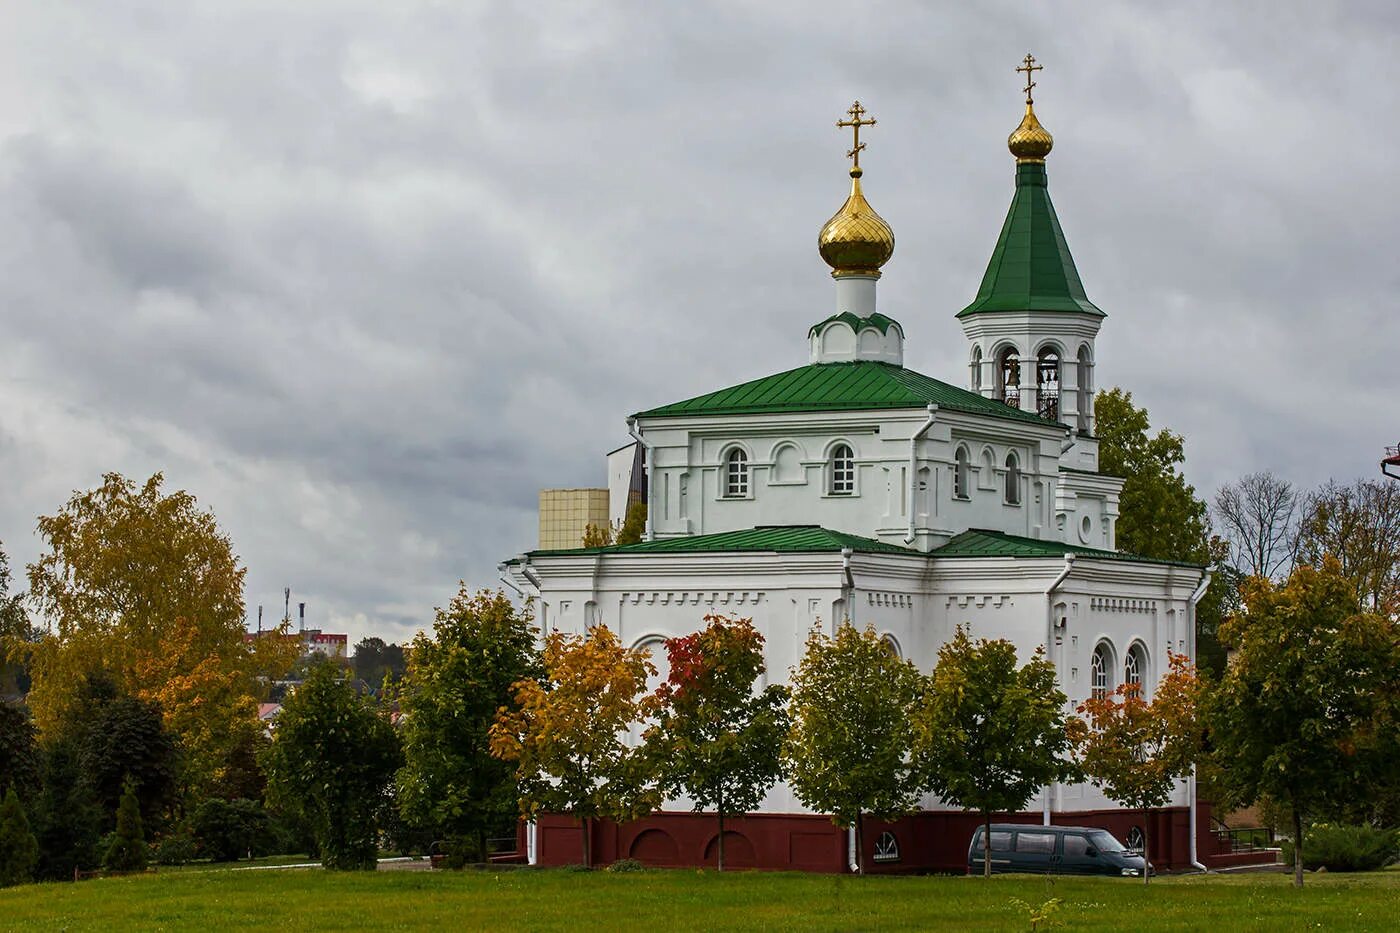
[3,865,1398,932]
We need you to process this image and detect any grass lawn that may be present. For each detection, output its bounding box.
[3,865,1398,932]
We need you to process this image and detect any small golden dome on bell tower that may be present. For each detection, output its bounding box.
[1008,53,1054,163]
[818,101,895,278]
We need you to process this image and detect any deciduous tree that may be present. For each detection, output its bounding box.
[77,685,178,831]
[914,628,1076,878]
[0,542,34,697]
[0,701,40,806]
[1207,557,1397,887]
[23,473,295,797]
[396,588,541,863]
[784,622,923,874]
[1213,471,1299,580]
[1069,653,1201,884]
[262,661,402,870]
[490,626,660,868]
[649,615,788,871]
[1295,479,1400,614]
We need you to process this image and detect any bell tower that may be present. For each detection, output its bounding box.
[959,55,1103,443]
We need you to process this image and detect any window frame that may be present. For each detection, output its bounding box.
[827,442,856,496]
[953,446,971,500]
[1003,451,1022,506]
[1090,641,1112,700]
[722,447,750,499]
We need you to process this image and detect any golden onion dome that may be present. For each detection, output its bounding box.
[1008,102,1054,163]
[818,167,895,278]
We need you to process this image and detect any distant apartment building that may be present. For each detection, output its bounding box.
[245,627,348,661]
[537,488,610,549]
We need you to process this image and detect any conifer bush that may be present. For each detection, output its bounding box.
[102,777,148,873]
[1286,824,1399,873]
[0,786,39,887]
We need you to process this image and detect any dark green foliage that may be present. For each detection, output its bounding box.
[0,701,41,806]
[615,502,646,546]
[0,786,39,887]
[606,858,644,873]
[216,728,269,802]
[397,589,540,861]
[80,691,177,831]
[352,637,407,690]
[102,777,148,872]
[191,798,271,862]
[1284,824,1398,873]
[32,738,100,880]
[263,661,401,870]
[153,830,197,866]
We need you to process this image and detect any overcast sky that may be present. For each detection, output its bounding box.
[1,2,1396,644]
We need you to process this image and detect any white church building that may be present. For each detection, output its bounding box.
[502,73,1230,873]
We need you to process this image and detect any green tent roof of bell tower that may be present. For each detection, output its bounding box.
[957,162,1104,319]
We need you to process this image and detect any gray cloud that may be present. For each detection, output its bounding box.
[1,1,1396,642]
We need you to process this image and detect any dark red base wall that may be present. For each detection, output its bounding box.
[531,803,1220,873]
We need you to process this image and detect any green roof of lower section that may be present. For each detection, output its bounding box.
[807,311,903,338]
[957,163,1104,319]
[634,361,1055,426]
[932,528,1202,568]
[528,525,917,558]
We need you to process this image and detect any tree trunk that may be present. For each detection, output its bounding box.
[983,811,993,878]
[581,815,591,869]
[854,811,864,875]
[1142,807,1151,886]
[1292,809,1304,888]
[717,809,726,873]
[478,829,487,866]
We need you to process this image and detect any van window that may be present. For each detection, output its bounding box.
[989,832,1012,852]
[1015,832,1056,854]
[1088,831,1126,853]
[1063,834,1090,858]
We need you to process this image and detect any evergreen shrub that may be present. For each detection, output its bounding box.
[101,778,148,873]
[1285,824,1399,873]
[0,786,39,887]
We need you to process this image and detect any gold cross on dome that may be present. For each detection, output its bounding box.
[837,100,877,170]
[1017,53,1043,104]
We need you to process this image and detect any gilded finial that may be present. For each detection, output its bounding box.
[1008,53,1053,163]
[819,101,894,277]
[837,100,877,177]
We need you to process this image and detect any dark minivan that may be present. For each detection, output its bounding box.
[967,824,1150,877]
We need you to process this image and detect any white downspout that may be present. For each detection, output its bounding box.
[848,826,858,873]
[904,404,938,545]
[1043,554,1075,825]
[626,417,654,541]
[841,547,855,627]
[1187,570,1212,872]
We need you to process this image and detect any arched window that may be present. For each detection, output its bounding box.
[970,346,983,393]
[724,448,748,498]
[997,348,1021,408]
[1124,643,1146,692]
[1091,642,1111,700]
[829,444,855,495]
[953,447,970,499]
[881,634,902,659]
[1077,345,1093,433]
[1037,348,1061,421]
[1004,452,1021,505]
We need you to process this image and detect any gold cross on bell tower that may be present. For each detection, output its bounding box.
[837,100,877,172]
[1017,53,1043,105]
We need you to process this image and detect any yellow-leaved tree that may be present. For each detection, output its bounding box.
[25,472,297,797]
[489,625,660,867]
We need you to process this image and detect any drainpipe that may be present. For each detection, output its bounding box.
[1043,554,1075,825]
[496,562,524,597]
[848,826,858,873]
[841,547,855,627]
[527,821,538,866]
[1187,570,1212,872]
[627,417,654,541]
[904,404,938,545]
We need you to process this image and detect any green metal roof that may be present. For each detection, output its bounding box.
[634,360,1055,426]
[529,525,918,558]
[957,163,1104,319]
[932,528,1201,568]
[807,311,903,338]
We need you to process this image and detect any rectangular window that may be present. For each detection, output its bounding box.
[1063,835,1090,858]
[989,831,1013,852]
[1014,832,1056,855]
